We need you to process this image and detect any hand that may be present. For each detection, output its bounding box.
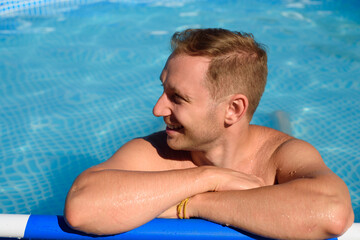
[203,166,265,192]
[159,166,265,219]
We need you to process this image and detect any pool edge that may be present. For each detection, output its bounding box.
[0,214,30,239]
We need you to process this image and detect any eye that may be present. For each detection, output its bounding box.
[170,94,183,104]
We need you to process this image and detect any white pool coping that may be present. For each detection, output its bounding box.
[338,222,360,240]
[0,214,30,238]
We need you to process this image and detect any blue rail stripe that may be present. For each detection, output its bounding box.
[23,215,258,239]
[20,215,338,240]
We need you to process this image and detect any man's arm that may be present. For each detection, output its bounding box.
[64,137,264,235]
[186,139,354,239]
[64,138,204,234]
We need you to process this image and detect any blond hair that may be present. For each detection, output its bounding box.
[171,28,267,119]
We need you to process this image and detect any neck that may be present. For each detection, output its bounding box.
[190,123,253,169]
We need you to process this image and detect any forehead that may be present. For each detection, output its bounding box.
[160,54,211,91]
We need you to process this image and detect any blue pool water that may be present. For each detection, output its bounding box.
[0,0,359,222]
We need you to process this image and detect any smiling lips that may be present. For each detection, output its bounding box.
[166,123,184,131]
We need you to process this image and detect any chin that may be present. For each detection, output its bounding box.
[166,138,187,151]
[167,141,183,150]
[167,140,199,152]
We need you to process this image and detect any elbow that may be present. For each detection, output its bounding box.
[64,187,92,233]
[64,206,83,232]
[64,196,134,235]
[64,171,132,235]
[64,189,112,235]
[323,197,354,237]
[64,172,100,235]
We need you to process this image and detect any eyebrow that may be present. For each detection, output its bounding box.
[159,77,192,102]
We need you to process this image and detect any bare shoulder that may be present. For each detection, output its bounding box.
[250,125,332,184]
[251,125,293,160]
[94,131,193,171]
[271,136,331,184]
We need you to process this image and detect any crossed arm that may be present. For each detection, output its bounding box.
[64,138,354,239]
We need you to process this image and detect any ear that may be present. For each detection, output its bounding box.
[224,94,248,126]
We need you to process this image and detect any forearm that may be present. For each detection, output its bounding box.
[65,167,210,234]
[189,176,353,239]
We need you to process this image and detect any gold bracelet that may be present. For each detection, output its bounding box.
[177,199,185,219]
[177,198,189,219]
[183,198,189,219]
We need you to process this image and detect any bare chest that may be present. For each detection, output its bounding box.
[235,131,292,185]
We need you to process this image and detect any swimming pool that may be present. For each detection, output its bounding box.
[0,0,359,237]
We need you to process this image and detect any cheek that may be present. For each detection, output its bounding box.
[206,107,224,129]
[172,105,196,120]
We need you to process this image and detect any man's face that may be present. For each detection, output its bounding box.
[153,54,225,151]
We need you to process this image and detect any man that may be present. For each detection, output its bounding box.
[64,28,354,239]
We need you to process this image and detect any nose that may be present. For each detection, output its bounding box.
[153,92,172,117]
